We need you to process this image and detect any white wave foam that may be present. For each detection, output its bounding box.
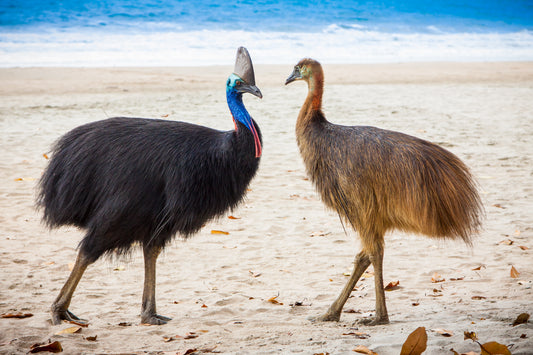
[1,27,532,67]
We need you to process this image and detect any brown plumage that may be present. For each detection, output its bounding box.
[285,58,483,325]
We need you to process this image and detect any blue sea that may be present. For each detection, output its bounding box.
[1,0,532,67]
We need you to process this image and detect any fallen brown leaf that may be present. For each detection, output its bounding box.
[518,245,529,250]
[267,296,284,305]
[228,215,240,219]
[342,331,370,339]
[29,341,63,353]
[431,328,453,337]
[211,230,229,235]
[384,280,400,291]
[450,276,465,281]
[1,312,33,319]
[499,239,514,245]
[492,203,505,209]
[479,341,511,355]
[512,312,529,326]
[310,231,331,237]
[43,153,49,159]
[464,331,478,341]
[400,327,427,355]
[510,266,520,278]
[471,295,486,300]
[67,319,89,327]
[431,272,446,283]
[118,322,132,326]
[472,265,485,271]
[54,326,82,335]
[84,335,97,341]
[353,345,378,355]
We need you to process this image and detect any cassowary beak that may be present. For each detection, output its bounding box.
[285,66,302,85]
[237,83,263,99]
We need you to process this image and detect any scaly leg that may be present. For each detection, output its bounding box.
[315,251,371,322]
[365,246,389,325]
[140,244,171,325]
[51,251,92,325]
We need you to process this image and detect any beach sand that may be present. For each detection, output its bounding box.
[0,62,532,354]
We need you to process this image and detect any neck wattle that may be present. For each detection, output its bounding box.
[227,91,262,158]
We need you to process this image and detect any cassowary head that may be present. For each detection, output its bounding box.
[226,47,262,157]
[285,58,323,85]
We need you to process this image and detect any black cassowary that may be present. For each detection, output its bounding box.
[285,59,483,325]
[38,47,262,325]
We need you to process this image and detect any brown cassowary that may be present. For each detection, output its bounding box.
[285,58,483,325]
[38,47,262,325]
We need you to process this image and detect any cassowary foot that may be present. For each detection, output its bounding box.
[308,312,341,322]
[356,315,389,326]
[141,313,172,325]
[51,309,88,325]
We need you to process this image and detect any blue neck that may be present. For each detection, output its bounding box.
[226,89,253,131]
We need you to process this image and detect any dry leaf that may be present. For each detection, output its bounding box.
[211,230,229,235]
[29,341,63,353]
[362,271,374,278]
[201,304,208,308]
[353,345,378,355]
[471,295,486,300]
[492,204,505,209]
[450,276,465,281]
[43,153,49,159]
[400,327,427,355]
[310,231,331,237]
[464,331,478,341]
[228,215,240,219]
[249,270,262,277]
[118,322,132,326]
[518,245,529,250]
[431,328,453,337]
[1,312,33,318]
[314,353,330,355]
[67,319,89,327]
[342,331,370,339]
[510,266,520,278]
[499,239,514,245]
[84,335,97,341]
[55,326,82,335]
[479,341,511,355]
[161,114,169,118]
[412,302,420,306]
[267,296,284,305]
[384,280,400,291]
[472,265,485,271]
[431,272,446,283]
[512,312,529,326]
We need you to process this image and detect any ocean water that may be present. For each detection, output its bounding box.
[1,0,532,67]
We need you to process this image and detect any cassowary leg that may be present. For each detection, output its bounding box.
[315,251,371,322]
[366,245,389,325]
[141,244,171,325]
[51,250,92,325]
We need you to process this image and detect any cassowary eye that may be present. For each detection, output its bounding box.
[236,81,241,86]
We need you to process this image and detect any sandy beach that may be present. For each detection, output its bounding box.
[0,62,532,354]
